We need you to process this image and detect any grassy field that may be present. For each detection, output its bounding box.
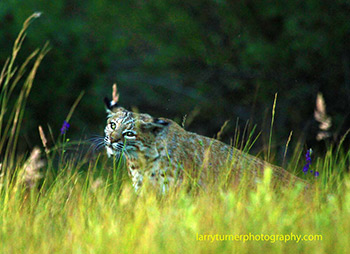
[1,14,350,254]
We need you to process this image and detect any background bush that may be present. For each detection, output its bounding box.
[1,0,349,159]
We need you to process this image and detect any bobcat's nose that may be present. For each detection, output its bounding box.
[110,137,121,143]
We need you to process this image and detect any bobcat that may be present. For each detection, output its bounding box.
[104,85,308,192]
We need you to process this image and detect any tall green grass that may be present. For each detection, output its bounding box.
[0,13,350,254]
[0,12,49,169]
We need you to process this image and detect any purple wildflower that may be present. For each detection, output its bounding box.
[60,120,70,135]
[302,149,312,174]
[302,148,319,177]
[302,164,309,174]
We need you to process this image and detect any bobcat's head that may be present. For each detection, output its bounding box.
[104,97,169,161]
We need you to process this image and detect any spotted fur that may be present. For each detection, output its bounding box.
[104,97,308,192]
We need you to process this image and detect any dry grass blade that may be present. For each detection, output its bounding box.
[38,125,49,154]
[65,91,84,123]
[182,114,187,128]
[183,106,200,128]
[267,93,277,162]
[282,131,293,167]
[0,12,48,171]
[217,120,230,140]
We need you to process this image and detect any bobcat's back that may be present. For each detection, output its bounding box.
[156,119,307,187]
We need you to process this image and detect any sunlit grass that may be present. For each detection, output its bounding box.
[1,13,350,254]
[1,150,349,253]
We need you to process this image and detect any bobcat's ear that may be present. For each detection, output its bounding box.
[104,97,118,110]
[105,83,121,115]
[104,97,117,117]
[140,118,170,135]
[153,118,169,126]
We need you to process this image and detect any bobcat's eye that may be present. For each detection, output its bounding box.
[123,131,136,138]
[110,122,116,130]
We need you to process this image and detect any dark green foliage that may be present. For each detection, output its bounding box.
[1,0,349,156]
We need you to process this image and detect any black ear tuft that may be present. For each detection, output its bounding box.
[104,97,119,110]
[104,97,112,110]
[153,118,169,126]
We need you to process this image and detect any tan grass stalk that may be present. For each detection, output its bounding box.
[38,125,49,154]
[314,92,332,141]
[282,131,293,167]
[267,93,277,162]
[0,12,49,170]
[182,107,200,128]
[216,120,230,140]
[65,91,85,123]
[182,114,187,128]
